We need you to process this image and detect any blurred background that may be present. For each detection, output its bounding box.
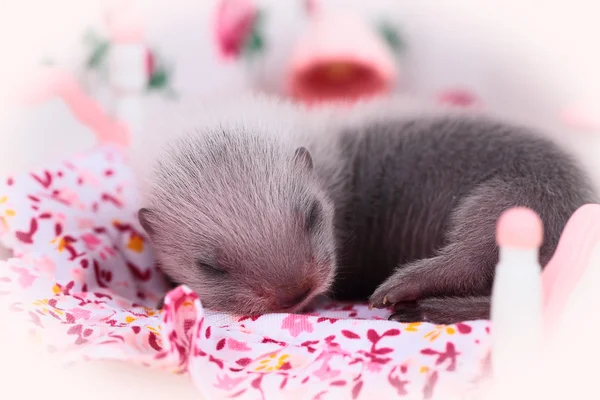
[1,0,599,179]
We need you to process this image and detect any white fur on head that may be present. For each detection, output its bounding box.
[133,93,337,314]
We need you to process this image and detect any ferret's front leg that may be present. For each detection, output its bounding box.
[370,180,518,312]
[388,296,491,324]
[368,248,494,310]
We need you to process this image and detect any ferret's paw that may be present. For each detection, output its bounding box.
[388,301,424,323]
[368,259,436,309]
[391,297,491,325]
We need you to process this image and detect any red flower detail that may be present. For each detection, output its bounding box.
[214,0,257,59]
[366,329,379,343]
[421,342,460,371]
[93,259,111,288]
[341,330,360,339]
[316,317,338,324]
[101,193,123,208]
[437,89,480,108]
[236,357,251,366]
[146,51,155,77]
[148,332,162,351]
[388,365,409,396]
[238,315,261,322]
[15,218,38,244]
[279,375,288,390]
[423,371,439,399]
[261,337,287,346]
[126,262,151,281]
[55,222,63,236]
[209,355,224,369]
[456,323,472,334]
[216,338,226,350]
[31,170,53,188]
[352,380,363,399]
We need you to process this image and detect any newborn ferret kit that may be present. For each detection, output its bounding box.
[133,96,596,324]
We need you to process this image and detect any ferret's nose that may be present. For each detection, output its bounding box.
[277,288,311,310]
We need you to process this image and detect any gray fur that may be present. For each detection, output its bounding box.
[137,95,596,323]
[137,107,337,315]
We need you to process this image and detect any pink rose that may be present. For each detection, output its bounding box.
[214,0,257,59]
[281,314,314,337]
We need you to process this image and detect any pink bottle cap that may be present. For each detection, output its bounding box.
[496,207,544,249]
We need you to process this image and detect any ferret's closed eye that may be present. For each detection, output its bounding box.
[197,261,227,275]
[305,200,323,232]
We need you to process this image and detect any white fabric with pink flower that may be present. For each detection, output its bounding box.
[0,144,492,399]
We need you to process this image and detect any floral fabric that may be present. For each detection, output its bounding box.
[0,145,491,399]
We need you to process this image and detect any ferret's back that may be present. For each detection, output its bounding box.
[329,115,594,299]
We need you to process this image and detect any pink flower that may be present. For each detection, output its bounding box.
[9,266,37,288]
[437,89,480,108]
[281,314,314,337]
[81,233,102,250]
[37,257,56,275]
[55,212,66,222]
[227,338,251,352]
[70,268,85,283]
[146,50,155,78]
[77,217,95,229]
[313,353,341,381]
[364,360,383,373]
[56,188,79,204]
[21,255,55,277]
[70,307,92,320]
[78,169,101,187]
[214,373,246,391]
[214,0,257,59]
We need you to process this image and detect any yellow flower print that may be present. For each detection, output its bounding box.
[255,353,290,372]
[0,196,7,204]
[404,322,421,332]
[424,325,456,342]
[127,234,144,253]
[32,298,64,316]
[52,284,61,295]
[50,236,67,252]
[146,325,162,334]
[142,307,157,317]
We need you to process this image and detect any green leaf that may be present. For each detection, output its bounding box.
[87,41,110,69]
[148,68,168,90]
[242,10,266,58]
[378,21,405,53]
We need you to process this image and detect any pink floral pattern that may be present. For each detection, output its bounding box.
[0,145,492,398]
[214,0,258,59]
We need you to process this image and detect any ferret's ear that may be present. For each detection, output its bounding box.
[138,208,156,236]
[293,147,313,171]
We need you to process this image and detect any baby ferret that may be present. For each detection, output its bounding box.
[134,95,597,324]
